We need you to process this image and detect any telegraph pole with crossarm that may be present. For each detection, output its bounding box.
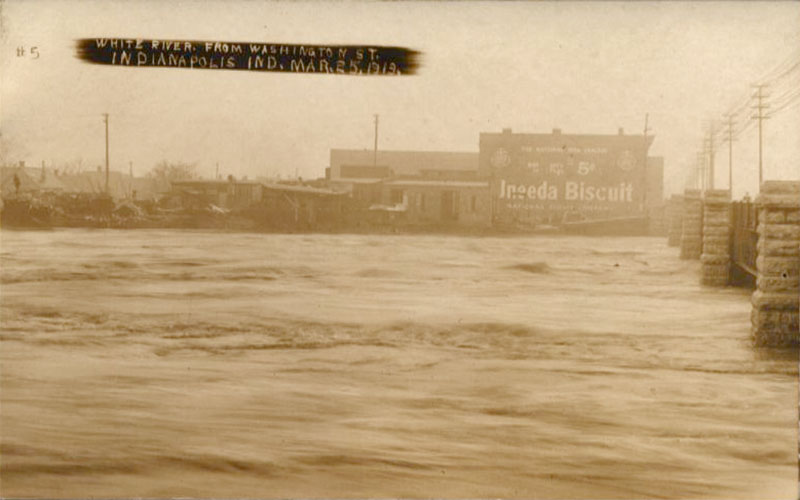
[751,84,770,189]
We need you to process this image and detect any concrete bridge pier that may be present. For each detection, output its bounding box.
[700,190,732,286]
[680,189,703,260]
[751,181,800,347]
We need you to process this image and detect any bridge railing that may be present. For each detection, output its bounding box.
[730,200,758,278]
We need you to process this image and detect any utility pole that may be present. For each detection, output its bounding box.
[723,113,735,196]
[103,113,110,194]
[373,114,379,168]
[698,154,704,190]
[642,113,650,212]
[696,152,706,191]
[705,122,715,190]
[694,154,700,190]
[129,161,133,198]
[751,84,770,189]
[698,155,704,190]
[215,162,219,180]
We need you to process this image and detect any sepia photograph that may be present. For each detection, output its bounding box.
[1,1,799,498]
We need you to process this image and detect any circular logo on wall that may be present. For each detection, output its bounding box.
[617,150,636,171]
[491,148,512,169]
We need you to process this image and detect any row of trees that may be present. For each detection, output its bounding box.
[2,149,199,183]
[148,161,197,181]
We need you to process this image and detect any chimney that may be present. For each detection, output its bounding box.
[502,128,512,134]
[618,127,625,135]
[552,128,561,135]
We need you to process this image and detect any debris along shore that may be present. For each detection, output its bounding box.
[0,194,290,232]
[0,192,573,235]
[0,161,663,236]
[1,191,661,236]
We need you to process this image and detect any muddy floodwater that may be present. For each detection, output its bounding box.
[0,229,796,498]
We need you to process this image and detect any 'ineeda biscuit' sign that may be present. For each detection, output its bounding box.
[479,130,653,224]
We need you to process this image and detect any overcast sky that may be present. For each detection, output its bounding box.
[2,0,799,197]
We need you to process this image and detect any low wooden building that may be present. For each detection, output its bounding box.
[256,183,346,231]
[367,179,492,230]
[170,179,263,210]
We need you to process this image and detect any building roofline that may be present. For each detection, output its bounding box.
[383,179,489,188]
[330,148,478,155]
[261,182,344,196]
[479,131,656,146]
[171,179,264,185]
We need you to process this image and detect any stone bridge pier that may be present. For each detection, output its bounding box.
[751,181,800,347]
[666,194,683,247]
[680,189,703,260]
[701,190,732,286]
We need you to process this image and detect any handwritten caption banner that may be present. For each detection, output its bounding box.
[76,39,420,76]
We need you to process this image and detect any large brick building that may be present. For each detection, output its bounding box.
[329,149,479,186]
[329,127,664,231]
[480,128,662,225]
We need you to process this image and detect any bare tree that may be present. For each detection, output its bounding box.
[61,157,85,175]
[148,161,198,182]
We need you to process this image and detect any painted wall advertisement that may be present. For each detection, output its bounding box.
[479,133,653,223]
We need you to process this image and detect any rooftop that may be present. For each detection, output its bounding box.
[383,179,489,188]
[330,149,479,177]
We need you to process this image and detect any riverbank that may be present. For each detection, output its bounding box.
[1,201,653,237]
[0,194,655,236]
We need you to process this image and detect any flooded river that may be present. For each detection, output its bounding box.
[0,229,796,498]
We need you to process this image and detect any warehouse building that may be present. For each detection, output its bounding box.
[480,127,663,227]
[329,149,479,187]
[362,178,492,230]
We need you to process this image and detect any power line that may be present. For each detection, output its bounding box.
[703,122,717,189]
[731,117,755,141]
[724,93,753,119]
[767,87,800,114]
[770,92,800,115]
[757,48,800,85]
[714,51,800,147]
[696,151,706,191]
[765,60,800,86]
[722,113,735,194]
[772,75,800,100]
